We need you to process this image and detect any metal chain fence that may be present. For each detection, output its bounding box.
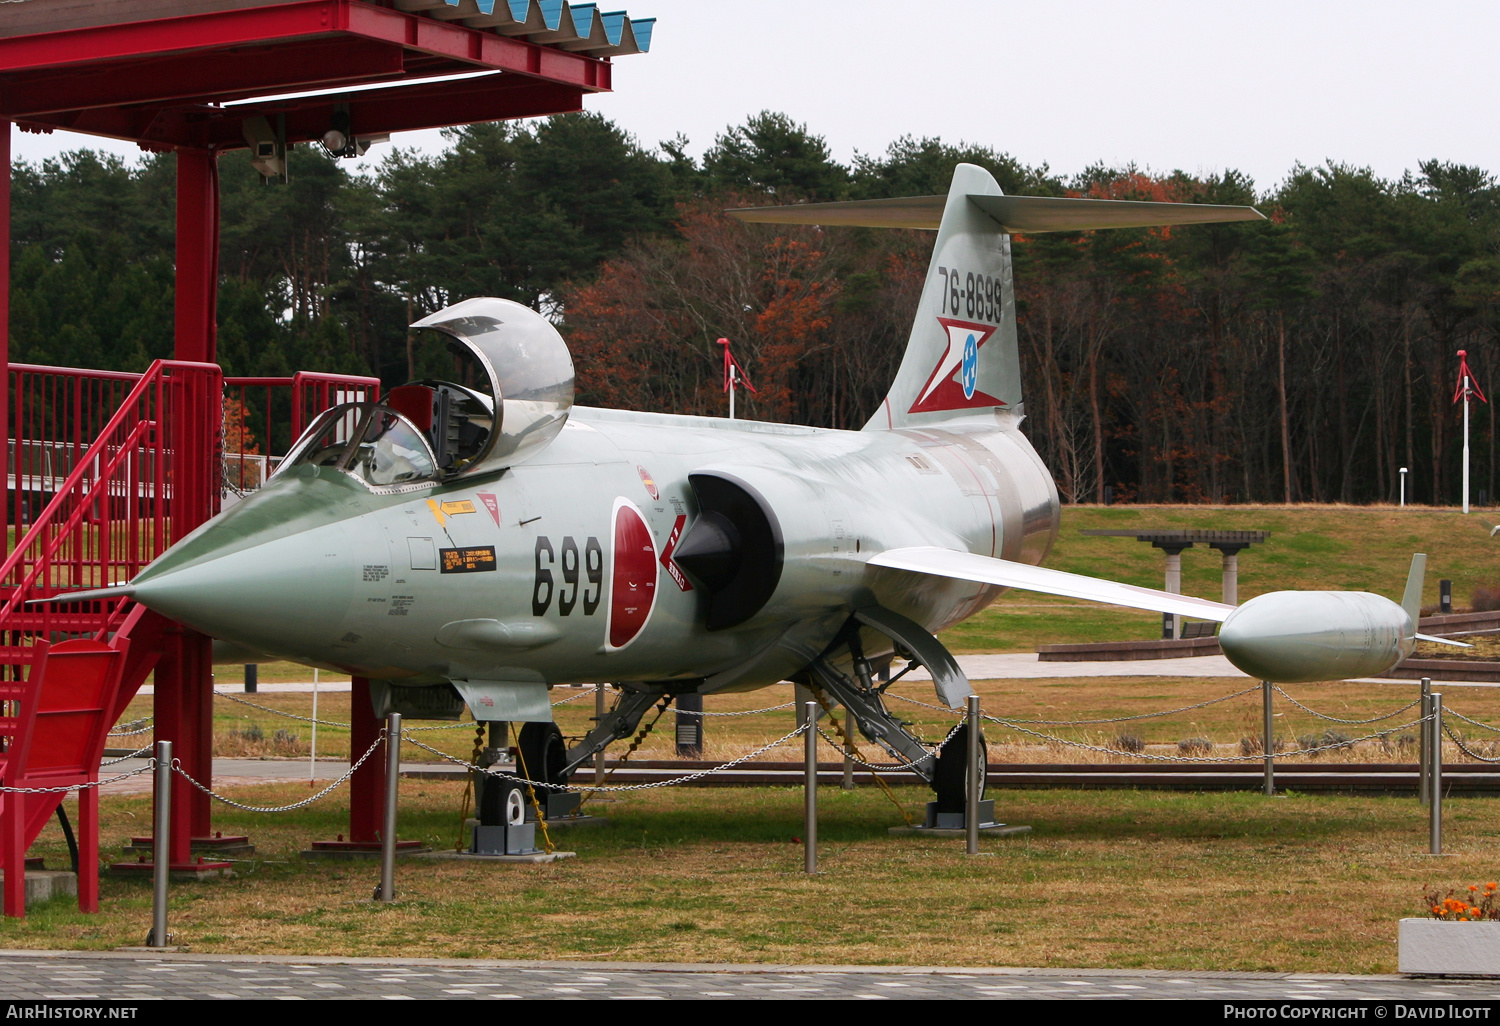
[1445,724,1500,764]
[400,723,811,794]
[170,734,387,813]
[107,717,154,738]
[0,762,156,794]
[1445,707,1500,735]
[985,714,1432,763]
[813,720,963,771]
[1272,687,1422,725]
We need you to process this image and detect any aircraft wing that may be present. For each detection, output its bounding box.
[728,193,1266,233]
[868,546,1237,620]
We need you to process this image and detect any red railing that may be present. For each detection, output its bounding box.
[222,372,380,496]
[1,362,382,652]
[0,360,223,650]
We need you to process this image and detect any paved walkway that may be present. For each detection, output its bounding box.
[2,951,1499,1001]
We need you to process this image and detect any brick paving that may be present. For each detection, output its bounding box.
[2,951,1499,1000]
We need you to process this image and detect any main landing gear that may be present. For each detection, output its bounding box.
[801,607,988,819]
[523,606,992,826]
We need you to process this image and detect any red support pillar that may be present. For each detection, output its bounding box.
[0,122,10,549]
[173,148,219,365]
[348,677,383,844]
[146,147,236,868]
[310,677,421,855]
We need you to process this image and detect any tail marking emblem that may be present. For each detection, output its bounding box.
[910,317,1006,414]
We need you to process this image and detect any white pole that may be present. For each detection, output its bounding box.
[728,365,737,421]
[1401,467,1408,508]
[149,739,172,948]
[310,668,319,782]
[1464,379,1471,514]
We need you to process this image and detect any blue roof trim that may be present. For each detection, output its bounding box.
[629,16,653,52]
[570,3,598,37]
[536,0,566,32]
[598,11,625,45]
[394,0,653,56]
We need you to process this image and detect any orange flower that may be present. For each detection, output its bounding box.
[1470,885,1479,892]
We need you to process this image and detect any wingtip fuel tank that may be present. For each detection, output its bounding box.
[1217,591,1416,684]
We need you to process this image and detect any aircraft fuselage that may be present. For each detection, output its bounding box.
[135,405,1058,694]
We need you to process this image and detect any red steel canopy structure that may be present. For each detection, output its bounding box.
[0,0,653,874]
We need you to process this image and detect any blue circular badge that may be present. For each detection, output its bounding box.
[961,333,979,400]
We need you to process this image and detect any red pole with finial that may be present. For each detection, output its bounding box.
[717,338,756,420]
[1455,349,1488,514]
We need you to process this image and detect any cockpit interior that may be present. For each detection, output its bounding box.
[276,298,574,489]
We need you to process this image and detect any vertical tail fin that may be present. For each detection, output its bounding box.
[1402,553,1427,625]
[726,166,1264,431]
[871,164,1021,429]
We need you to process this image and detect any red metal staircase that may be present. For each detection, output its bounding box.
[0,360,377,912]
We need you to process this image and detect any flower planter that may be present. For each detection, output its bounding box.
[1400,918,1500,976]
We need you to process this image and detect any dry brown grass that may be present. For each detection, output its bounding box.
[10,779,1496,974]
[112,673,1500,767]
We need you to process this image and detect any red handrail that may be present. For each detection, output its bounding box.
[0,360,222,645]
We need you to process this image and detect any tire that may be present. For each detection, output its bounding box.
[931,722,987,814]
[517,721,571,788]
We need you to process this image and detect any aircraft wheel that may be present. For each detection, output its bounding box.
[931,722,987,814]
[517,721,571,787]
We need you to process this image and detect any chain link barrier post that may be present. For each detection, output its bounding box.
[1420,677,1432,806]
[842,734,854,791]
[966,695,981,855]
[149,741,171,948]
[1431,693,1444,856]
[803,703,817,875]
[1262,680,1275,796]
[379,713,400,902]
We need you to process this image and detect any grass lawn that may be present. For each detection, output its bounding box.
[7,781,1490,974]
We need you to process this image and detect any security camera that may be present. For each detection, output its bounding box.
[242,115,286,183]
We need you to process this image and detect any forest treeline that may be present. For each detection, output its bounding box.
[11,112,1500,506]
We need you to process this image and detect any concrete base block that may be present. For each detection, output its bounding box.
[1400,918,1500,976]
[421,850,576,864]
[122,835,254,857]
[0,869,77,907]
[540,815,609,829]
[887,824,1033,838]
[300,840,430,861]
[108,861,234,881]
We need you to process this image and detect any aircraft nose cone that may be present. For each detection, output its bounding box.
[132,519,358,658]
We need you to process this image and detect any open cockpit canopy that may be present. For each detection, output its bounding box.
[398,297,575,476]
[279,298,574,488]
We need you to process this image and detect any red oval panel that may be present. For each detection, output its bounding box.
[608,500,658,651]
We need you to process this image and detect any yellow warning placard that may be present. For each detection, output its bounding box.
[440,546,497,574]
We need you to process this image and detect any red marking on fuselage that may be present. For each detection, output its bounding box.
[477,492,501,527]
[659,513,693,592]
[607,500,658,650]
[637,465,660,500]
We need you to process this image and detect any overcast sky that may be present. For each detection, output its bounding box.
[14,0,1499,194]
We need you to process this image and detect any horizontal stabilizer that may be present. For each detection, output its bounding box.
[869,546,1236,620]
[729,193,1266,234]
